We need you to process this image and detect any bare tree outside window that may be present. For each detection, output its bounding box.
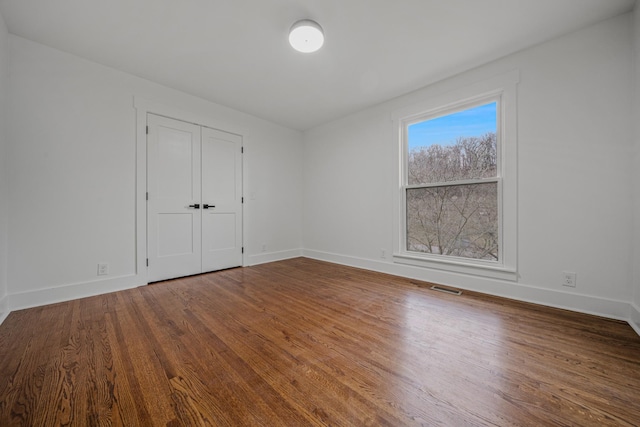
[405,102,499,261]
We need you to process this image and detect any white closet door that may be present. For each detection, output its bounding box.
[201,127,243,272]
[147,114,202,282]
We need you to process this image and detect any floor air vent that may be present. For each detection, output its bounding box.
[430,285,462,296]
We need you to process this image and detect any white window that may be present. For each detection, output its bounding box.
[393,72,518,280]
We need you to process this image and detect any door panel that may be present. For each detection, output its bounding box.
[203,138,236,202]
[201,127,243,272]
[205,213,236,251]
[157,127,196,200]
[157,213,195,256]
[147,114,202,282]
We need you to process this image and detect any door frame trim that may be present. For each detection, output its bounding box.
[134,97,246,284]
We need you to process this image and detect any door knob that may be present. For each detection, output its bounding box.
[188,204,200,209]
[203,204,215,209]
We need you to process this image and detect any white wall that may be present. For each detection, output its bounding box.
[631,4,640,333]
[6,36,302,309]
[304,13,635,320]
[0,12,9,322]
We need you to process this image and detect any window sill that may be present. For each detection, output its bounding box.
[393,253,518,281]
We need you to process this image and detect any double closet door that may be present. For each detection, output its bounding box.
[147,114,242,282]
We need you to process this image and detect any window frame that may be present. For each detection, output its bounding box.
[392,71,519,281]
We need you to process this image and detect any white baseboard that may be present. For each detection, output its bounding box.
[0,293,9,325]
[303,249,632,324]
[9,273,145,312]
[630,302,640,337]
[247,248,303,266]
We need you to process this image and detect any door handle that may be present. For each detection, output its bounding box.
[203,204,215,209]
[188,204,200,209]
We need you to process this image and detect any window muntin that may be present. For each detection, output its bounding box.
[404,100,500,262]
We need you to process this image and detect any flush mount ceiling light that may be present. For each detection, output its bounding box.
[289,19,324,53]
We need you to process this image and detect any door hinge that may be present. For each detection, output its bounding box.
[241,247,244,254]
[146,258,149,267]
[146,192,148,201]
[241,197,244,203]
[241,146,244,154]
[146,125,149,135]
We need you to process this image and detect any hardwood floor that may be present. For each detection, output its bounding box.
[1,258,639,426]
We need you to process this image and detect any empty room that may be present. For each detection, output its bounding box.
[1,0,640,425]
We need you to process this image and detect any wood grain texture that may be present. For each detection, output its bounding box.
[1,257,639,426]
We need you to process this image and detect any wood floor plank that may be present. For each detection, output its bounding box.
[1,257,639,426]
[115,290,179,425]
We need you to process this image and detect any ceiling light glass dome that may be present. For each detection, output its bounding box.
[289,20,324,53]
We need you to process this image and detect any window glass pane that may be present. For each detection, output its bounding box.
[408,103,497,185]
[406,183,498,261]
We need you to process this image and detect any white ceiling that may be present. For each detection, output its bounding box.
[0,0,635,131]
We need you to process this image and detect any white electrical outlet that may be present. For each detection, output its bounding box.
[261,244,267,252]
[562,271,576,287]
[381,249,386,259]
[98,263,109,276]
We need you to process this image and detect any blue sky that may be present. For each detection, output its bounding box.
[408,102,497,150]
